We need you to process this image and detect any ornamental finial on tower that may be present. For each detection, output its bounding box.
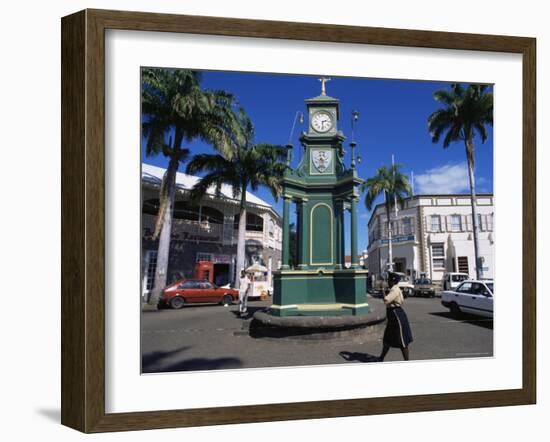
[319,77,331,96]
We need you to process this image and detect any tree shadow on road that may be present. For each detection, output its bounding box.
[142,346,243,373]
[429,311,494,330]
[339,351,380,363]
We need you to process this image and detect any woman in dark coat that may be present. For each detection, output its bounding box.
[379,272,413,361]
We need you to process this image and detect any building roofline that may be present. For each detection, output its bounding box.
[366,193,494,227]
[142,173,282,221]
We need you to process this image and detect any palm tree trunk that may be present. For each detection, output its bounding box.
[148,156,178,307]
[235,185,247,289]
[466,139,483,280]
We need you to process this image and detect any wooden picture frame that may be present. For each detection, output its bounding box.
[61,9,536,433]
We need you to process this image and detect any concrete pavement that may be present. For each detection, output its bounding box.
[141,295,493,373]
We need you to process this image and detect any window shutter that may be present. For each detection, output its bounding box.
[466,215,472,231]
[461,215,467,231]
[426,216,431,232]
[446,215,451,232]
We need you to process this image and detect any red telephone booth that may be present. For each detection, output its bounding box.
[194,260,233,287]
[194,261,214,284]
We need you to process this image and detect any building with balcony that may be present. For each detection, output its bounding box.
[141,164,282,299]
[367,194,494,283]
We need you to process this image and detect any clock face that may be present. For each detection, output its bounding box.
[311,111,333,133]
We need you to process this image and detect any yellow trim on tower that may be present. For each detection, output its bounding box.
[270,303,369,311]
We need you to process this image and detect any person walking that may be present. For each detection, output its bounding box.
[378,271,413,362]
[238,270,251,316]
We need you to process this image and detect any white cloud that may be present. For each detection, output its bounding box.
[415,163,472,194]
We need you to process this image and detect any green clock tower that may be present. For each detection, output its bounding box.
[272,79,369,317]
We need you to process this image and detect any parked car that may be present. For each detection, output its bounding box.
[442,272,470,291]
[413,278,436,297]
[441,280,494,318]
[160,279,239,309]
[394,272,414,298]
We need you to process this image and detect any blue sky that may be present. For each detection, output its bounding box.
[142,70,494,252]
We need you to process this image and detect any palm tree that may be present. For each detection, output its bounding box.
[363,164,411,273]
[186,111,287,288]
[428,83,493,279]
[141,68,237,308]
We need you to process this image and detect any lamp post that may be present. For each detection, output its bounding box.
[282,111,304,268]
[350,110,359,169]
[286,111,304,166]
[350,110,360,268]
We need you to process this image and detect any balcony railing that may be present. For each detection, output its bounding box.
[142,214,279,247]
[143,214,223,243]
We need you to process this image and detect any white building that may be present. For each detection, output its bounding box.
[367,194,494,283]
[141,164,282,299]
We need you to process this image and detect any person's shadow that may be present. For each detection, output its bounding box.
[231,306,264,320]
[339,351,380,363]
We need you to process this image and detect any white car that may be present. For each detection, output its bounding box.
[442,272,470,291]
[394,272,414,298]
[441,280,494,318]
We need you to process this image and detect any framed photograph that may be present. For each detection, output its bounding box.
[61,9,536,433]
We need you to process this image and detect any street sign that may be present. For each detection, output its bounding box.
[380,234,415,244]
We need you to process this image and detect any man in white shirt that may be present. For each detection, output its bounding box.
[238,270,251,316]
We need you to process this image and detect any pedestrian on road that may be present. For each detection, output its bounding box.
[378,271,413,362]
[238,270,251,316]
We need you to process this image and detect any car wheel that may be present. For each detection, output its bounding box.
[450,302,461,317]
[170,296,185,310]
[221,294,233,306]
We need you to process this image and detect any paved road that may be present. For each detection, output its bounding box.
[141,295,493,373]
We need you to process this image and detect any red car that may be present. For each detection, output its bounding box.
[160,279,239,309]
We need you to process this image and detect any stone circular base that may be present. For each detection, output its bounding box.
[250,297,387,343]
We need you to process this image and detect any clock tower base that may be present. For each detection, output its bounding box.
[271,269,370,317]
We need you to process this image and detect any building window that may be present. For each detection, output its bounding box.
[234,212,264,232]
[402,217,412,235]
[144,251,157,291]
[431,243,445,269]
[196,252,212,262]
[458,256,469,274]
[430,215,441,232]
[451,214,462,232]
[477,213,489,231]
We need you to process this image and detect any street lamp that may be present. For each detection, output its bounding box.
[286,111,304,165]
[350,110,359,169]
